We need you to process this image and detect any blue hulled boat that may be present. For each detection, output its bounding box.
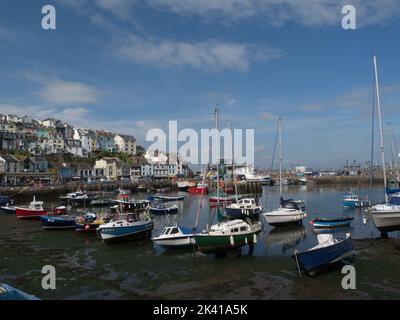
[311,217,354,229]
[342,192,361,208]
[97,213,154,243]
[0,284,40,300]
[40,215,76,230]
[293,233,353,276]
[149,204,178,215]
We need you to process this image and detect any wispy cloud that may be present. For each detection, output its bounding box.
[115,35,283,71]
[147,0,400,27]
[37,80,102,105]
[260,112,278,120]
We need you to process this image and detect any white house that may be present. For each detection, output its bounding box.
[65,139,83,157]
[94,157,122,180]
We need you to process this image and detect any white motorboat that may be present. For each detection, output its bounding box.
[224,198,262,220]
[152,226,195,248]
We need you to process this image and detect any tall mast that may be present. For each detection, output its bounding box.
[370,64,375,187]
[373,55,388,203]
[228,119,239,202]
[215,107,220,201]
[279,118,282,199]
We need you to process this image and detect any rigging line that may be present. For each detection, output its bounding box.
[370,56,376,187]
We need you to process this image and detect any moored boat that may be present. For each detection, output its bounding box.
[152,226,195,248]
[224,198,262,220]
[0,205,16,214]
[194,219,257,254]
[40,215,76,230]
[0,195,10,206]
[75,212,105,232]
[293,233,353,276]
[310,217,354,229]
[0,283,40,300]
[15,196,47,219]
[188,183,208,195]
[149,204,178,215]
[97,213,154,243]
[263,203,306,227]
[153,195,185,202]
[111,194,150,210]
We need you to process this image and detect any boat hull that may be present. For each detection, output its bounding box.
[153,235,195,248]
[224,207,262,220]
[194,232,255,254]
[16,208,47,219]
[149,207,178,215]
[98,221,154,243]
[371,211,400,231]
[188,187,208,195]
[312,218,353,229]
[40,215,76,230]
[294,236,353,276]
[264,211,306,226]
[0,206,16,214]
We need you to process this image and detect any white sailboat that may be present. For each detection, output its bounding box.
[263,118,306,226]
[370,55,400,232]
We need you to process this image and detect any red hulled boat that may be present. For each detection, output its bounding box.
[16,196,47,219]
[188,183,208,195]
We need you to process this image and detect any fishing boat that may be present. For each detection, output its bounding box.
[263,118,306,227]
[111,194,150,210]
[293,233,353,276]
[152,226,195,248]
[188,183,208,195]
[40,215,76,230]
[194,219,257,254]
[153,195,185,202]
[177,180,195,192]
[0,204,16,214]
[149,204,178,215]
[310,217,354,229]
[0,283,40,300]
[97,213,154,243]
[59,191,92,205]
[369,55,400,232]
[75,213,106,232]
[342,192,362,208]
[15,196,47,219]
[90,197,112,207]
[224,198,262,220]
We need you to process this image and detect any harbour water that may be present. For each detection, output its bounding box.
[1,185,400,299]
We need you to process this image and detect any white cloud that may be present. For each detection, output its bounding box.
[147,0,400,27]
[116,35,283,71]
[94,0,135,19]
[260,112,277,120]
[36,79,102,105]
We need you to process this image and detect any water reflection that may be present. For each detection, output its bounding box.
[265,225,307,254]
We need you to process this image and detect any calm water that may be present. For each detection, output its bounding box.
[1,185,400,300]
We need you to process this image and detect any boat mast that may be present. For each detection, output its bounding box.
[370,65,375,187]
[228,119,239,202]
[279,118,282,195]
[215,107,220,201]
[373,55,388,203]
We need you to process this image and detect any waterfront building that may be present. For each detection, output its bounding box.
[22,156,49,173]
[94,157,123,180]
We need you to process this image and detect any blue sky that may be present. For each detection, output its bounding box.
[1,0,400,169]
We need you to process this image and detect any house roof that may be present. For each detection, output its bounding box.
[1,155,20,162]
[117,134,136,142]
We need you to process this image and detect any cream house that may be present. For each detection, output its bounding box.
[94,157,122,180]
[114,134,136,155]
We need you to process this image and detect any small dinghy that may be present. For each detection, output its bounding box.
[149,204,178,215]
[40,214,76,230]
[152,226,195,248]
[293,233,353,276]
[0,283,40,300]
[310,217,354,229]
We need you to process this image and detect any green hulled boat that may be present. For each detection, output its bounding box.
[194,219,257,254]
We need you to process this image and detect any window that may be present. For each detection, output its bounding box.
[170,228,179,235]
